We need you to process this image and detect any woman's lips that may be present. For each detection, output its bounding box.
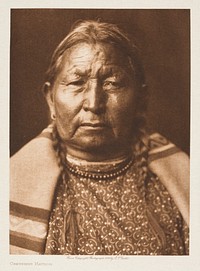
[79,122,109,130]
[81,122,108,127]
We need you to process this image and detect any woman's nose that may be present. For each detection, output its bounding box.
[83,79,106,114]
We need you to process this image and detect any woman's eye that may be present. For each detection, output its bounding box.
[103,80,121,91]
[69,80,85,86]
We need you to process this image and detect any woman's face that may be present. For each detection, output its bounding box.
[47,42,138,160]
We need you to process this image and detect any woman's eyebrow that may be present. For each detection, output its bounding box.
[61,65,127,82]
[73,68,89,76]
[60,69,88,82]
[100,66,127,78]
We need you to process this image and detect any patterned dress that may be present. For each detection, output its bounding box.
[44,155,189,255]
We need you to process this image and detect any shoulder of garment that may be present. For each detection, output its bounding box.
[10,124,59,211]
[146,132,190,226]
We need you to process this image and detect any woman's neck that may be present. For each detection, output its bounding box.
[65,145,132,162]
[65,150,134,180]
[66,152,131,166]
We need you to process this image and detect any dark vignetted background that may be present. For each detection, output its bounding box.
[10,9,190,156]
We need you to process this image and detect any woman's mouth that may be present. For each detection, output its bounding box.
[81,122,108,127]
[79,122,109,131]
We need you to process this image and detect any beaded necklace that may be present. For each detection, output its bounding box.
[66,154,134,180]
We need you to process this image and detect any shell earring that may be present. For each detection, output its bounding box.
[51,112,56,120]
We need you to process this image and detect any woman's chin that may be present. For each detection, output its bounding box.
[66,136,127,160]
[74,136,115,151]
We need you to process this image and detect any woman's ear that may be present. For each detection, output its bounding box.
[43,82,56,120]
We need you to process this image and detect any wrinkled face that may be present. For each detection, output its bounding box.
[47,42,138,160]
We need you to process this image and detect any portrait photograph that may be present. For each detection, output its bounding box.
[1,1,200,271]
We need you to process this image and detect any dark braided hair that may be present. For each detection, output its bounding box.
[44,20,149,184]
[51,122,68,192]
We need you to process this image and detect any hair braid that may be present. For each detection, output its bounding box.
[51,123,68,190]
[132,115,149,186]
[51,124,72,246]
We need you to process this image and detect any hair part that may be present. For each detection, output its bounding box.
[45,20,146,88]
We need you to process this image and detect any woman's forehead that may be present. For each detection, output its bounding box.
[60,42,131,75]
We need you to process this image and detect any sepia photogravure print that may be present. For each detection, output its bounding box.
[10,9,190,256]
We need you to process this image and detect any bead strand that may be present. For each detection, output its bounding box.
[66,157,133,180]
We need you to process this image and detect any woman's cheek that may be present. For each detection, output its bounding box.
[109,91,136,126]
[54,100,74,140]
[56,90,84,114]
